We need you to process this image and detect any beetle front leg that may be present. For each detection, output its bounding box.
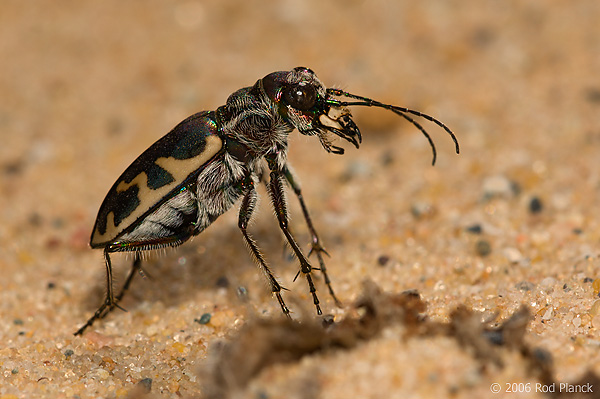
[238,181,290,316]
[283,165,342,307]
[268,170,322,315]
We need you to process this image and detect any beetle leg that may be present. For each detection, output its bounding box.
[282,165,342,307]
[74,250,143,335]
[268,170,322,315]
[113,251,142,303]
[74,249,113,335]
[74,248,116,334]
[238,179,290,316]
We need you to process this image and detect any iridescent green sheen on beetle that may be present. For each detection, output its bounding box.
[75,67,459,335]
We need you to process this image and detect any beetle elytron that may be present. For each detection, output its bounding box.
[75,67,459,335]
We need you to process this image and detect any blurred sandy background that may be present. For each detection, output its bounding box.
[2,1,600,398]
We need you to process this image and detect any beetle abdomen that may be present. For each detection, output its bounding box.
[91,112,223,248]
[110,187,199,251]
[191,153,249,236]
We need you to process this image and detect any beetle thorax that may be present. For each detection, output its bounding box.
[219,86,294,159]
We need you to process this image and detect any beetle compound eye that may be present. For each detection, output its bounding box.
[283,83,317,111]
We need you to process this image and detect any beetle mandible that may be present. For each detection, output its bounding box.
[75,67,459,335]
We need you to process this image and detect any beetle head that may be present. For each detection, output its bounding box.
[262,67,459,162]
[262,67,362,155]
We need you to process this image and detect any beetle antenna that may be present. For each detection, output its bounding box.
[326,88,460,165]
[391,109,438,165]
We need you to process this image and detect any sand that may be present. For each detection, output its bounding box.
[2,1,600,398]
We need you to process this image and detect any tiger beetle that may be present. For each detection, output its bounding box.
[75,67,459,335]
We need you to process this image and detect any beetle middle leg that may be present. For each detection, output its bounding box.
[238,179,290,316]
[283,164,342,307]
[268,170,322,315]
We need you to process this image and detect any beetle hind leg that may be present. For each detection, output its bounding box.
[74,250,143,335]
[75,248,118,335]
[114,251,143,303]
